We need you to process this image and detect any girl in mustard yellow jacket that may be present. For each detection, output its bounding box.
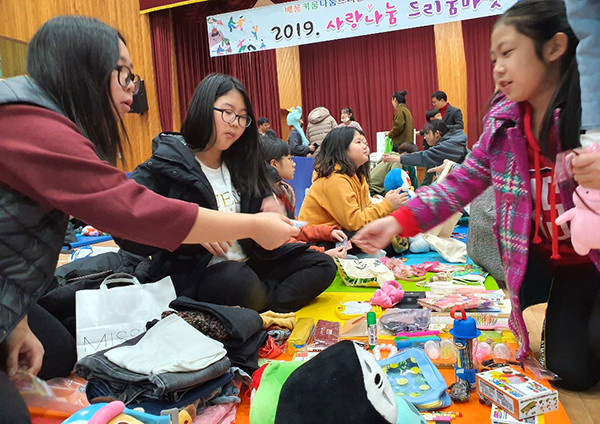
[299,127,407,236]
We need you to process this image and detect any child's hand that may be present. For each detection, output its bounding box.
[352,216,402,254]
[384,189,409,209]
[325,245,347,259]
[201,241,232,257]
[330,229,347,242]
[572,151,600,189]
[6,317,44,379]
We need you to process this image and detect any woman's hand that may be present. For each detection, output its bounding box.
[6,316,44,379]
[572,151,600,189]
[330,229,347,242]
[381,153,401,163]
[200,241,232,257]
[325,245,347,259]
[384,189,409,209]
[261,196,285,215]
[252,213,300,250]
[352,216,401,254]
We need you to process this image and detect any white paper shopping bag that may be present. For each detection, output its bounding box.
[75,273,176,360]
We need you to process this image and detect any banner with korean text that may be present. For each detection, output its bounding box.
[207,0,517,57]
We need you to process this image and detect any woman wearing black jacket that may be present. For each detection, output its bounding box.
[118,74,336,312]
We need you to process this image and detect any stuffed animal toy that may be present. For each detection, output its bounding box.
[286,106,309,146]
[62,401,194,424]
[555,185,600,255]
[250,340,399,423]
[383,168,415,199]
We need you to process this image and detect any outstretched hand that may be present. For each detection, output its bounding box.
[252,213,300,250]
[352,216,401,254]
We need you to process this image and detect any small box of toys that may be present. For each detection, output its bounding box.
[476,367,558,420]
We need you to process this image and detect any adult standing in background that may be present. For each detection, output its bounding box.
[387,90,414,146]
[431,91,464,131]
[337,107,363,132]
[306,106,337,154]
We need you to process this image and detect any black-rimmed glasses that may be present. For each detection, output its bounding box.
[213,107,252,128]
[115,65,141,94]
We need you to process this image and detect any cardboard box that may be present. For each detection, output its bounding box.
[491,405,540,424]
[476,367,558,420]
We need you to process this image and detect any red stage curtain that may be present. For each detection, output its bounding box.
[149,10,174,131]
[299,26,438,151]
[170,2,282,135]
[462,16,497,147]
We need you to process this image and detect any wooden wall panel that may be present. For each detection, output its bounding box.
[276,45,302,140]
[0,0,161,171]
[434,21,468,135]
[0,37,28,78]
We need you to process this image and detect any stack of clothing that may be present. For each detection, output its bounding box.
[76,298,268,415]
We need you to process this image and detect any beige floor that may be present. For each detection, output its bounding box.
[523,304,600,424]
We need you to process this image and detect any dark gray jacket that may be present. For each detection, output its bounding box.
[400,129,468,169]
[0,76,70,343]
[443,104,464,131]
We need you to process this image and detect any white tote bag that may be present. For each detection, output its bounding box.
[75,273,176,360]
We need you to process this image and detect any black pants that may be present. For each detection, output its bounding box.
[520,245,600,391]
[193,248,336,312]
[28,304,77,380]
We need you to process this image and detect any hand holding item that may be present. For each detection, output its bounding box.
[384,188,407,209]
[571,150,600,189]
[6,316,44,379]
[252,213,300,250]
[352,216,401,254]
[331,229,347,242]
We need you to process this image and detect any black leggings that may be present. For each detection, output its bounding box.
[192,248,336,312]
[520,246,600,391]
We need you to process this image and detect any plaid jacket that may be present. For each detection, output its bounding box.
[405,95,600,359]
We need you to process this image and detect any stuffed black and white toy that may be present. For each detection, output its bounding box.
[250,340,398,423]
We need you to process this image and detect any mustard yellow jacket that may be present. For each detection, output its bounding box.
[298,172,394,231]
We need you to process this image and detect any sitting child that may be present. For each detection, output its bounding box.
[260,138,348,258]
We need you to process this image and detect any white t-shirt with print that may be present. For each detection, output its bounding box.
[197,160,248,265]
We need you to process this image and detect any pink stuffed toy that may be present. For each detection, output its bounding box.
[555,185,600,255]
[371,280,405,308]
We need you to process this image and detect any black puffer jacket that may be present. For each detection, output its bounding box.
[0,76,70,343]
[115,132,309,298]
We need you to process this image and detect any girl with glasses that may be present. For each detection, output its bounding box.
[0,17,297,422]
[117,73,336,315]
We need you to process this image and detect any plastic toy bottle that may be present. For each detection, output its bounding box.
[449,306,480,389]
[367,311,378,350]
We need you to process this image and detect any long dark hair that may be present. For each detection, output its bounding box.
[181,73,272,197]
[27,16,127,165]
[315,127,370,181]
[496,0,580,155]
[423,120,449,138]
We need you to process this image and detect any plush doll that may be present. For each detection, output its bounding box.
[383,168,415,199]
[286,106,309,146]
[63,401,193,424]
[250,340,399,423]
[555,185,600,255]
